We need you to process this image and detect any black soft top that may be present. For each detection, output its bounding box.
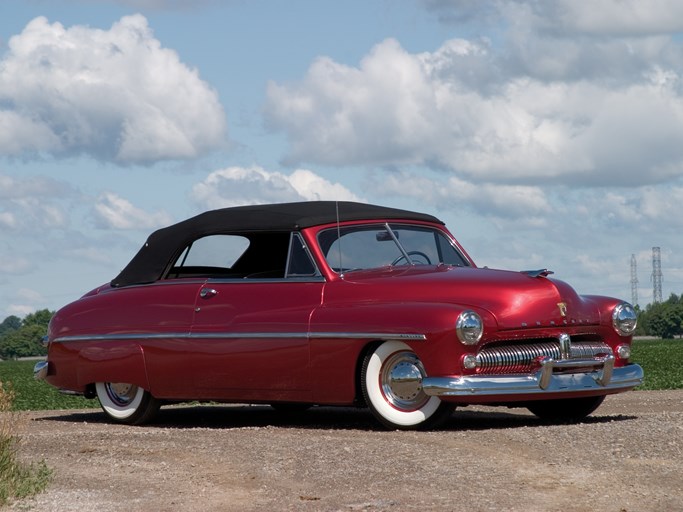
[111,201,443,287]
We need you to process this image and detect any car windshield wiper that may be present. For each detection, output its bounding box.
[384,223,414,266]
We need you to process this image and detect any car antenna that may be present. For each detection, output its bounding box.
[336,200,344,280]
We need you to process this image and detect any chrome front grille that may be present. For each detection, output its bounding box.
[476,340,612,374]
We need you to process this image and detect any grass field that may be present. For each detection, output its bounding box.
[630,338,683,390]
[0,360,98,411]
[0,338,681,410]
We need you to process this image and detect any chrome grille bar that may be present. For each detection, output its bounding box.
[476,341,612,374]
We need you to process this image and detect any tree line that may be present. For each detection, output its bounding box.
[0,310,53,359]
[0,296,681,359]
[635,293,683,339]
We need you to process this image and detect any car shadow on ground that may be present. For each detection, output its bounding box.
[32,404,638,432]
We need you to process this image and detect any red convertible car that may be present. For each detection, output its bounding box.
[35,201,643,430]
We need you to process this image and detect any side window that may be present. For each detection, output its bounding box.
[180,235,249,268]
[169,235,250,278]
[286,233,321,278]
[435,232,469,266]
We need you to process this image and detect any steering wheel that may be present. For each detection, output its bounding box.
[391,251,432,266]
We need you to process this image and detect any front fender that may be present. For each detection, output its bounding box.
[308,302,493,402]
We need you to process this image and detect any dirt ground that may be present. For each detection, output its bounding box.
[5,390,683,512]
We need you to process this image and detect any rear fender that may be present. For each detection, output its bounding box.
[76,342,150,391]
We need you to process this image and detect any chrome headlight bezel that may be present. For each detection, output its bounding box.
[456,310,483,345]
[612,302,637,336]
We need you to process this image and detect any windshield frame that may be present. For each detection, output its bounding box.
[316,222,471,275]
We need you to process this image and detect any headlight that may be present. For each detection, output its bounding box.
[456,310,483,345]
[612,302,637,336]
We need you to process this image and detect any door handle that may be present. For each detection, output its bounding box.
[200,288,218,299]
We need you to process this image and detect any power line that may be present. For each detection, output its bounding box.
[630,254,638,306]
[652,247,663,304]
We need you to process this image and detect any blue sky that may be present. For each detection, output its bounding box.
[2,0,683,317]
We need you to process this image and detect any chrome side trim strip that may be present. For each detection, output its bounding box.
[51,331,427,343]
[309,332,427,341]
[53,332,194,342]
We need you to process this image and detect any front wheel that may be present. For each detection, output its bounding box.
[361,341,454,430]
[526,395,605,423]
[95,382,161,425]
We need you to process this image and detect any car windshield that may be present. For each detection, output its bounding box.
[318,223,469,273]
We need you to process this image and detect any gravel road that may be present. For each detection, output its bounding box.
[5,390,683,512]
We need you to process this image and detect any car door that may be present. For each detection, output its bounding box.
[143,231,324,402]
[188,278,324,402]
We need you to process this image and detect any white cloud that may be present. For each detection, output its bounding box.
[0,174,72,231]
[190,166,362,210]
[265,14,683,188]
[0,212,16,229]
[376,170,550,224]
[69,248,115,267]
[425,0,683,35]
[93,192,173,229]
[0,15,226,163]
[7,304,38,317]
[641,186,683,227]
[0,251,32,275]
[510,0,683,36]
[16,288,44,303]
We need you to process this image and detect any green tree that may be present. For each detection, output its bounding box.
[0,310,54,359]
[647,301,683,339]
[0,325,47,359]
[21,310,53,328]
[0,316,21,337]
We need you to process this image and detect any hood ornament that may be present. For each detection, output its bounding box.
[557,302,568,317]
[521,269,554,278]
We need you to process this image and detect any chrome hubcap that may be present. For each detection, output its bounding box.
[105,383,137,406]
[380,351,429,411]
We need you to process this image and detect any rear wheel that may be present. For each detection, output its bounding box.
[361,341,454,430]
[526,395,605,422]
[95,382,161,425]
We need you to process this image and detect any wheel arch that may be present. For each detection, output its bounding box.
[353,339,385,405]
[358,339,455,429]
[75,341,151,392]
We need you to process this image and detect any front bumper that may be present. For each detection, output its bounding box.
[422,357,644,397]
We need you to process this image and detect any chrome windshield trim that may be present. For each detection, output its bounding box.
[52,331,427,343]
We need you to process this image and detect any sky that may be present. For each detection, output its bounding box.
[2,0,683,318]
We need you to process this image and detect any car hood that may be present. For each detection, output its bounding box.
[339,266,601,329]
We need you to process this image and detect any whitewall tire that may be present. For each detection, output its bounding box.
[95,382,160,425]
[361,341,454,430]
